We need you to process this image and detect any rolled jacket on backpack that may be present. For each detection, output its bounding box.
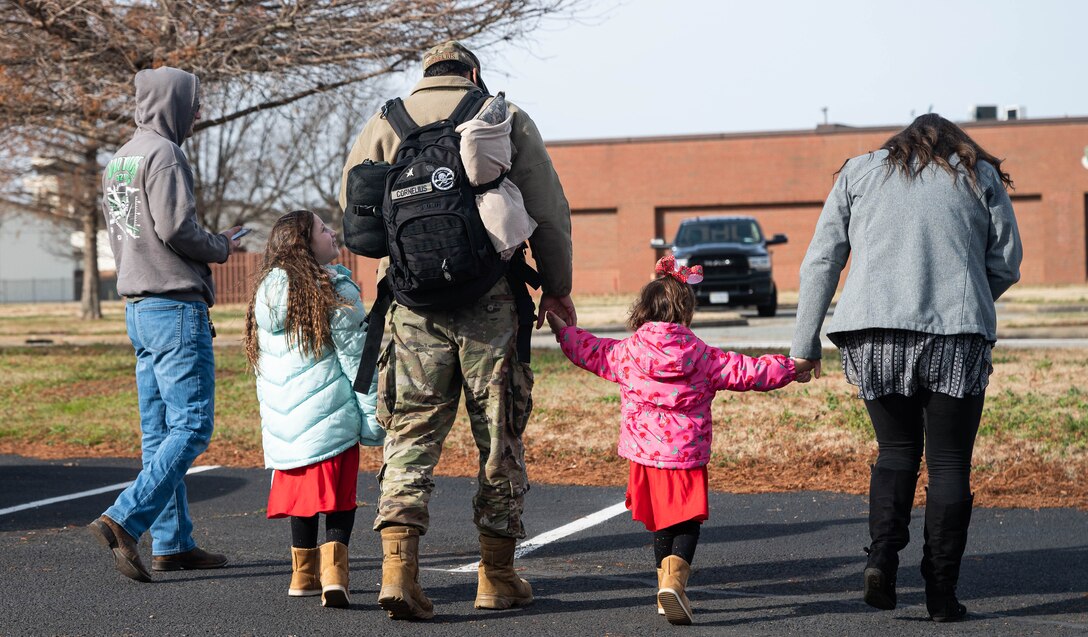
[457,111,537,259]
[338,75,573,298]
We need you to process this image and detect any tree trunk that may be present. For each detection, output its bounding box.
[80,209,101,320]
[80,145,102,320]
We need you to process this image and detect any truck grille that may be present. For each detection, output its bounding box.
[690,255,748,279]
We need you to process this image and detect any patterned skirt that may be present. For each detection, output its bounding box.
[829,329,993,400]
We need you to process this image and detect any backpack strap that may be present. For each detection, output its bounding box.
[353,275,394,392]
[503,247,541,364]
[449,89,490,125]
[471,172,507,195]
[381,98,418,140]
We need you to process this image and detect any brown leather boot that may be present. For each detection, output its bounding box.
[288,547,321,597]
[87,515,151,583]
[658,555,693,625]
[152,547,228,571]
[319,542,350,608]
[475,534,533,610]
[378,526,434,620]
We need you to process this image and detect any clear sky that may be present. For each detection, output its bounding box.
[384,0,1087,142]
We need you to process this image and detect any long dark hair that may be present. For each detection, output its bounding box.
[627,276,696,331]
[243,210,344,371]
[880,113,1013,189]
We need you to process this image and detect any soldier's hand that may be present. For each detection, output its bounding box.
[537,294,577,329]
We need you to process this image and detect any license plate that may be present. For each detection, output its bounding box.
[709,292,730,304]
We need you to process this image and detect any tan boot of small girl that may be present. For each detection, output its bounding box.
[319,541,350,608]
[658,555,694,625]
[288,547,321,597]
[656,567,665,615]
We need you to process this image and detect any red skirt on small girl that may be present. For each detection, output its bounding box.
[266,445,359,519]
[626,461,709,532]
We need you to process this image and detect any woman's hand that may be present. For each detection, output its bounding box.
[792,357,821,383]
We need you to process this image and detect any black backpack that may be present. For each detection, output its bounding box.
[380,89,506,309]
[342,159,391,259]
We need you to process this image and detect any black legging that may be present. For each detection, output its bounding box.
[290,510,357,548]
[653,520,701,567]
[864,390,985,503]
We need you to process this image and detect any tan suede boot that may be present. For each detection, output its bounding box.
[475,534,533,610]
[656,567,665,615]
[288,547,321,597]
[378,526,434,620]
[658,555,693,625]
[319,542,350,608]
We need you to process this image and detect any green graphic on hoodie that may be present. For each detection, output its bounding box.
[105,155,144,239]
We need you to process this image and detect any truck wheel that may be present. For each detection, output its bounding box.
[757,287,778,317]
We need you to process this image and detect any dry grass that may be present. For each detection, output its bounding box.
[428,347,1088,509]
[1,294,1087,509]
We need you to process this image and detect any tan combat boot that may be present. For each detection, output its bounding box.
[289,547,321,597]
[319,541,350,608]
[378,526,434,620]
[475,534,533,610]
[658,555,693,625]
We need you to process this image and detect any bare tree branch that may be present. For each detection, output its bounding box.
[0,0,581,319]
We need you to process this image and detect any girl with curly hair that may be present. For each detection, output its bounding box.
[244,210,382,608]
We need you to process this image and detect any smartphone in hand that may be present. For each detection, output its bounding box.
[231,228,252,241]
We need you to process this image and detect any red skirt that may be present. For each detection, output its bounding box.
[267,445,359,519]
[626,461,709,532]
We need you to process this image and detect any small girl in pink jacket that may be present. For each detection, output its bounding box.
[546,256,813,625]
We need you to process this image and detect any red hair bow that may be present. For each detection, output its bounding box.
[655,255,704,284]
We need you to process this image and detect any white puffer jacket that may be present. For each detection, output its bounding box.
[253,265,382,470]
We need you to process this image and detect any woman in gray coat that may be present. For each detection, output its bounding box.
[791,114,1022,622]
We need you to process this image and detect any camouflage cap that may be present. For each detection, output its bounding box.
[422,41,481,72]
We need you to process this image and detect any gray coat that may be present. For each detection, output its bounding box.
[790,149,1022,360]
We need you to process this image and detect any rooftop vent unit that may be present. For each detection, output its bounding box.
[1001,105,1025,120]
[972,105,998,121]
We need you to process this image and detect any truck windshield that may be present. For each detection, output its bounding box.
[674,220,763,247]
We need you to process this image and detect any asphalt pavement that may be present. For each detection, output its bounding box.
[1,455,1085,636]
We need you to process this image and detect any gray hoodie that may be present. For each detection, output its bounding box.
[102,67,228,306]
[790,149,1022,360]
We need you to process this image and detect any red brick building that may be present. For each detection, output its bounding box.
[546,117,1088,295]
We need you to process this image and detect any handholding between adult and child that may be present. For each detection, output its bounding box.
[545,310,567,337]
[791,358,820,383]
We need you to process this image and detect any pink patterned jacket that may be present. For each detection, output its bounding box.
[558,322,796,469]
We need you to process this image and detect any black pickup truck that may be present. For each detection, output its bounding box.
[650,216,787,317]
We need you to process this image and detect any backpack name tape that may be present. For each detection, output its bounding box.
[391,182,433,200]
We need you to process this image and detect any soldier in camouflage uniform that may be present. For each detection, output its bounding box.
[339,41,575,620]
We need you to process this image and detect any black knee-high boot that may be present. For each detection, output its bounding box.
[863,465,918,610]
[920,493,973,622]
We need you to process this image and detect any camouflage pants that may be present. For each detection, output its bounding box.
[373,278,534,539]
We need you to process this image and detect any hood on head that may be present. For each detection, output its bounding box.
[134,67,199,145]
[629,323,707,380]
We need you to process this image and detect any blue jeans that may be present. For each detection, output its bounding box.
[105,297,215,556]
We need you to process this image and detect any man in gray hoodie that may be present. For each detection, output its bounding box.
[88,66,241,582]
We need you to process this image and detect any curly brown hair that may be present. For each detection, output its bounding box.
[243,210,345,372]
[626,275,696,331]
[880,113,1013,190]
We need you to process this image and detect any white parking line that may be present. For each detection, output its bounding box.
[447,500,629,573]
[0,465,220,517]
